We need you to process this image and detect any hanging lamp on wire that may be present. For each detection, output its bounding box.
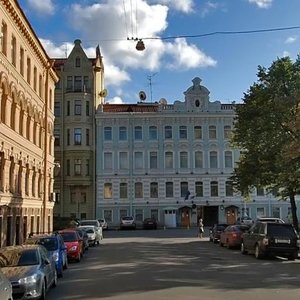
[135,39,145,51]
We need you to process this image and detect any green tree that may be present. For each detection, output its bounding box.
[231,56,300,231]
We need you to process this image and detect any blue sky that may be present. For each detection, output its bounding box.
[18,0,300,104]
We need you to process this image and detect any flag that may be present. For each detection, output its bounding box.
[184,191,190,201]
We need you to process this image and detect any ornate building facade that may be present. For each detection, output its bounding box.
[0,0,58,246]
[53,39,104,220]
[95,77,293,228]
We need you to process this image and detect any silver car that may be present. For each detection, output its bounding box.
[79,225,102,246]
[0,269,12,300]
[0,244,57,300]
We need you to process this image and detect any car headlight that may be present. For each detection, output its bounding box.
[53,251,59,262]
[19,274,38,285]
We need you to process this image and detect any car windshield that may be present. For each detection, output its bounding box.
[85,229,95,234]
[236,225,250,232]
[122,217,133,221]
[0,249,39,267]
[267,224,296,236]
[60,232,77,242]
[216,225,227,230]
[38,238,58,251]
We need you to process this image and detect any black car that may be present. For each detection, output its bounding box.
[241,221,299,260]
[209,223,228,243]
[143,218,157,229]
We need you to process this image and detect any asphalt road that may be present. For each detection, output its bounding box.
[48,228,300,300]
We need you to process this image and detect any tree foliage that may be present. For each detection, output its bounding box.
[231,55,300,231]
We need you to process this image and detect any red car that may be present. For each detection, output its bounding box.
[219,225,250,249]
[59,229,84,262]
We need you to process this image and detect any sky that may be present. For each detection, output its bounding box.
[18,0,300,104]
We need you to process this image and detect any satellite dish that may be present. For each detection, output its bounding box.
[99,89,108,97]
[139,91,146,101]
[159,98,167,105]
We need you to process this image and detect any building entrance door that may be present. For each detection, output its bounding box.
[180,207,190,227]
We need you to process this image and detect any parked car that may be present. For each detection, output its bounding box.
[80,219,101,228]
[59,229,84,262]
[219,224,250,248]
[25,233,68,278]
[209,224,228,243]
[256,217,285,223]
[241,221,299,259]
[0,244,57,300]
[143,218,157,229]
[0,268,12,300]
[72,227,89,252]
[236,216,254,225]
[79,225,102,246]
[120,216,136,230]
[98,218,108,230]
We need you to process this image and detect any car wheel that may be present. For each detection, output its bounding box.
[76,252,81,262]
[241,242,247,254]
[288,251,298,260]
[58,265,63,278]
[40,279,46,300]
[255,244,263,259]
[219,240,223,247]
[213,238,218,244]
[52,270,58,288]
[226,240,231,249]
[63,258,68,270]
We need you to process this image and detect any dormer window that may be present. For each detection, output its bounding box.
[75,57,80,67]
[195,99,200,107]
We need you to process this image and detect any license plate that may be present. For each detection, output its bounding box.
[275,239,290,244]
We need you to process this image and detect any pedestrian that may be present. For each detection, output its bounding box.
[198,218,204,238]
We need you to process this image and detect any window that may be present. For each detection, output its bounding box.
[54,129,60,146]
[20,47,24,76]
[210,181,218,196]
[225,151,233,168]
[86,129,90,146]
[149,126,157,140]
[120,183,127,199]
[119,152,128,169]
[150,182,158,198]
[86,101,90,116]
[74,76,82,91]
[66,160,70,176]
[135,182,143,198]
[195,151,203,168]
[84,76,89,92]
[209,151,218,168]
[119,126,127,140]
[165,126,172,139]
[75,57,80,67]
[195,182,203,197]
[66,129,70,146]
[194,126,202,139]
[27,57,31,84]
[180,182,189,198]
[74,128,82,145]
[224,125,232,139]
[39,74,42,97]
[81,192,87,203]
[1,22,7,56]
[55,192,60,204]
[209,125,217,139]
[33,67,37,91]
[67,101,70,116]
[134,126,142,140]
[166,182,173,197]
[134,152,143,169]
[226,181,233,196]
[179,126,187,139]
[104,183,112,199]
[180,151,188,168]
[104,210,112,222]
[86,159,90,176]
[54,102,60,117]
[104,127,112,141]
[11,35,16,67]
[104,152,113,170]
[272,207,280,218]
[256,186,264,196]
[257,207,265,218]
[74,100,82,115]
[150,152,157,169]
[74,159,82,175]
[165,151,173,169]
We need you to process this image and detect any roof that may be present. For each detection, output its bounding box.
[102,104,159,113]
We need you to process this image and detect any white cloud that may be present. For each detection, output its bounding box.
[153,0,194,13]
[285,36,297,44]
[248,0,272,8]
[281,51,290,58]
[201,1,220,17]
[106,96,125,104]
[165,38,217,70]
[27,0,55,15]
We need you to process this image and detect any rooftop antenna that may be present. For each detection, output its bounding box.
[147,72,157,102]
[64,43,68,58]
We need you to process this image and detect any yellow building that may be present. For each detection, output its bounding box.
[0,0,58,246]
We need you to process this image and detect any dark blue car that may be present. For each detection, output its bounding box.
[25,233,68,277]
